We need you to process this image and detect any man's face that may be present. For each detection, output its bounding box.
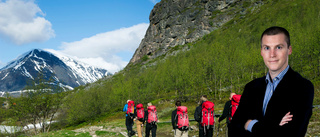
[261,33,292,75]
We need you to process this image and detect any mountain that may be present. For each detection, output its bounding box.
[129,0,263,64]
[0,49,111,95]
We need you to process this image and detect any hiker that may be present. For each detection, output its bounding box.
[229,26,314,137]
[194,95,214,137]
[171,100,189,137]
[145,102,158,137]
[123,100,136,137]
[134,103,145,137]
[217,93,241,136]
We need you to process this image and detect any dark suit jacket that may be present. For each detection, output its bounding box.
[229,67,314,137]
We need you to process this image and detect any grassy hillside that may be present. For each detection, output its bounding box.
[5,0,319,136]
[62,0,319,124]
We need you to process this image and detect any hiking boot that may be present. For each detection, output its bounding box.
[130,131,136,136]
[128,131,132,137]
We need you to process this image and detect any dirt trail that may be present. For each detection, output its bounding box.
[73,126,128,137]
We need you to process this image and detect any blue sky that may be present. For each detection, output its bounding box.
[0,0,159,73]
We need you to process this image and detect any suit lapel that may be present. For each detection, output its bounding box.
[256,77,267,116]
[264,67,294,116]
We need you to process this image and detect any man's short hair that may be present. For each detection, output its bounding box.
[261,26,290,47]
[175,100,181,106]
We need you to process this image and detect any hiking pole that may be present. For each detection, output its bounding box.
[141,124,144,137]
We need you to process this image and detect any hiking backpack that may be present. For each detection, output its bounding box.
[127,100,135,117]
[201,101,215,129]
[229,95,241,121]
[147,105,158,124]
[176,106,189,130]
[136,104,144,121]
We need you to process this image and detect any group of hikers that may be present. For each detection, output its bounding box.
[123,101,159,137]
[123,26,315,137]
[123,93,241,137]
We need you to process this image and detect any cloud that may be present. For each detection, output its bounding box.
[149,0,159,4]
[58,23,149,73]
[0,0,55,45]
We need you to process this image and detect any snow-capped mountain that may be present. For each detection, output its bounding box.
[0,49,111,94]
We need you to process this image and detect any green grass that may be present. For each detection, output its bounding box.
[95,131,119,137]
[34,130,90,137]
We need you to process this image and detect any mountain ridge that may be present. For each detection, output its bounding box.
[0,49,111,95]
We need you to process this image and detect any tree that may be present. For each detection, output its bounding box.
[11,69,64,135]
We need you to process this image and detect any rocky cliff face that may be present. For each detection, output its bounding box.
[130,0,261,64]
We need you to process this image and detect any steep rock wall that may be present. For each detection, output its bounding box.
[130,0,239,64]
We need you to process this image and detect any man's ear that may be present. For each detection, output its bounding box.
[288,45,292,55]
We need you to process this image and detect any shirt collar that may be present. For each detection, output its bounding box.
[265,65,290,83]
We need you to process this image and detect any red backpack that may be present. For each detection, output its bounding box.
[127,101,135,116]
[201,101,215,129]
[147,105,158,124]
[136,104,144,121]
[176,106,189,130]
[230,95,241,121]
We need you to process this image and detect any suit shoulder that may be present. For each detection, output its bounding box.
[245,76,266,89]
[241,77,266,98]
[285,69,314,98]
[290,70,314,88]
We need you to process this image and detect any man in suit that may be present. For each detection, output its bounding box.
[229,26,314,137]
